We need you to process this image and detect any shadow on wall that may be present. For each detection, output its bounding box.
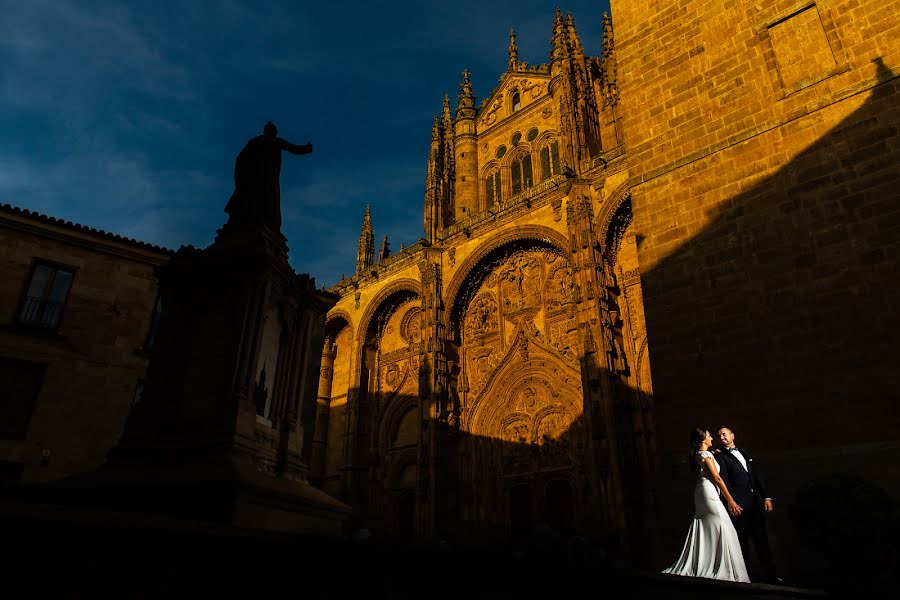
[319,384,656,563]
[326,66,900,586]
[637,58,900,588]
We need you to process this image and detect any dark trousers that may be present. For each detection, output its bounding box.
[732,502,777,582]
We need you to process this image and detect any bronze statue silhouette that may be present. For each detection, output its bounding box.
[225,121,312,231]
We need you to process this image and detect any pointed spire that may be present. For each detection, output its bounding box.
[601,12,619,108]
[356,205,375,274]
[566,12,584,59]
[551,7,568,62]
[378,235,390,262]
[426,115,440,192]
[602,12,614,60]
[508,28,519,70]
[456,69,476,121]
[442,94,453,130]
[431,115,441,143]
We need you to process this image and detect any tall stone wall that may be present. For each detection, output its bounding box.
[612,0,900,578]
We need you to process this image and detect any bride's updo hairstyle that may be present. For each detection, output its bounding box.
[689,427,708,474]
[690,427,709,451]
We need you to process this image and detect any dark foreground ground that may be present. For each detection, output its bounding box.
[0,499,875,599]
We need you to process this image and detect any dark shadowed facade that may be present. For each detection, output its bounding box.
[0,203,171,483]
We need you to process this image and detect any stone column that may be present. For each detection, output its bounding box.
[311,341,337,482]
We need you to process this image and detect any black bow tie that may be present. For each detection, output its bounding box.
[729,447,739,452]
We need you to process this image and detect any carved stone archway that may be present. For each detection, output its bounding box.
[443,225,570,331]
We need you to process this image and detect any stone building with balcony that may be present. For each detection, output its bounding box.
[0,202,171,483]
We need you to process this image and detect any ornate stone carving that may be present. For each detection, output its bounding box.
[499,252,541,316]
[484,96,504,125]
[550,196,563,222]
[493,379,577,475]
[544,262,575,315]
[516,330,530,362]
[541,107,553,119]
[380,360,414,411]
[466,342,501,397]
[548,318,579,363]
[464,293,499,339]
[512,78,544,99]
[385,363,402,387]
[448,247,456,267]
[515,384,542,412]
[354,291,361,309]
[400,306,423,344]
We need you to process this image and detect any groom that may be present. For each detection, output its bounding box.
[715,426,781,584]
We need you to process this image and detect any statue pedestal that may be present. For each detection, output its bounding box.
[45,223,349,537]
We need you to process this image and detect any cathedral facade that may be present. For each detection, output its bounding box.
[314,12,657,554]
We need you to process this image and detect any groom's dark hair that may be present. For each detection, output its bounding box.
[716,425,733,433]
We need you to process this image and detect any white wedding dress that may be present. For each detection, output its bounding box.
[663,450,750,582]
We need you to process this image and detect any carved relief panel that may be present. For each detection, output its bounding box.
[378,300,422,413]
[479,77,548,129]
[459,248,578,403]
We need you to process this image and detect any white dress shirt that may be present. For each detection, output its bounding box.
[729,447,748,471]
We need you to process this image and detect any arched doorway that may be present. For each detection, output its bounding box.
[445,239,587,543]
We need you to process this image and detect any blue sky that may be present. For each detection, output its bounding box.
[1,0,611,288]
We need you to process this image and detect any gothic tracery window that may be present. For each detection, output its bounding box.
[539,140,561,182]
[485,168,502,209]
[510,153,533,196]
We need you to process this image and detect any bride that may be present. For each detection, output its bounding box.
[663,428,750,582]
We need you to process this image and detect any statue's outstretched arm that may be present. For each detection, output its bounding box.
[279,139,313,155]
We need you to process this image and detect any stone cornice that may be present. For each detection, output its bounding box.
[328,239,430,297]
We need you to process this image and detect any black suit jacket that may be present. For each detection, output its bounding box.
[715,448,770,511]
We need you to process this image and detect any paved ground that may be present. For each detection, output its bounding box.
[0,500,864,599]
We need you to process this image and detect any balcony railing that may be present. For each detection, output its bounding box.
[441,174,567,240]
[18,296,64,329]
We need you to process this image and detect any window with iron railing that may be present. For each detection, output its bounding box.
[17,262,75,330]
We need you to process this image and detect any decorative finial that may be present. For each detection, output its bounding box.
[378,235,391,262]
[551,7,568,61]
[602,12,614,58]
[442,94,452,128]
[456,69,475,120]
[508,28,519,70]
